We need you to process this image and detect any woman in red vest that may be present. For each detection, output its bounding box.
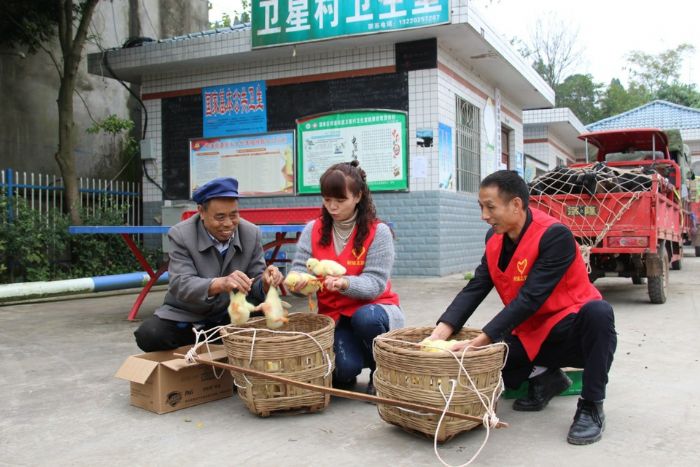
[288,161,404,395]
[430,170,617,446]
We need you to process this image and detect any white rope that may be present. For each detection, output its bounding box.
[579,245,592,273]
[185,326,226,380]
[373,336,509,467]
[184,320,333,390]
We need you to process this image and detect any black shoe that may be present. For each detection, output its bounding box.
[365,381,376,396]
[512,368,572,412]
[332,376,357,390]
[365,371,376,396]
[567,399,605,445]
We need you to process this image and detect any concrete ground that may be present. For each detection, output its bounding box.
[1,249,699,466]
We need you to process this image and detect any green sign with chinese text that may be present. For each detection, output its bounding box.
[252,0,451,48]
[296,110,408,194]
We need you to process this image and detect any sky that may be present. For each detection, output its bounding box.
[209,0,700,87]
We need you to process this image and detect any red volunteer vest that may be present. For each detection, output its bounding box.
[311,218,400,322]
[485,208,601,360]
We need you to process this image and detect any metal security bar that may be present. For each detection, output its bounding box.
[455,97,481,193]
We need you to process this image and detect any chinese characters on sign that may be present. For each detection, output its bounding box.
[296,110,408,194]
[190,132,294,197]
[252,0,451,48]
[202,81,267,137]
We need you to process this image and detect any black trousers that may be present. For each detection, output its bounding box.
[502,300,617,401]
[134,313,231,352]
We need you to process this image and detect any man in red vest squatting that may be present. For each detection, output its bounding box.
[430,170,616,445]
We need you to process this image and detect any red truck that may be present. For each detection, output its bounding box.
[529,128,692,304]
[688,180,700,257]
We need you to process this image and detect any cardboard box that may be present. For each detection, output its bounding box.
[115,345,233,414]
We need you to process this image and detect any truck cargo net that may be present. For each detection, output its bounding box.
[528,162,663,267]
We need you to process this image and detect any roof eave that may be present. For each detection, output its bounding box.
[87,8,555,110]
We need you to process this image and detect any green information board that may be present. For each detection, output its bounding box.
[252,0,451,48]
[296,110,408,194]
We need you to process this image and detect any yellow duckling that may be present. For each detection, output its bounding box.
[254,286,292,329]
[283,271,323,295]
[284,271,323,312]
[228,291,256,325]
[419,337,464,353]
[306,257,347,277]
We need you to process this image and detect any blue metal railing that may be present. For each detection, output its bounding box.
[1,168,141,225]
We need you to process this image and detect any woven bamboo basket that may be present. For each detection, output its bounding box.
[373,327,505,442]
[221,313,335,417]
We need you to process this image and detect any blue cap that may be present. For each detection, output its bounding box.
[192,177,239,204]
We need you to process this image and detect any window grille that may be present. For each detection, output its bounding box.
[455,97,481,192]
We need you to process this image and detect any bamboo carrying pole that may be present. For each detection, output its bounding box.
[177,352,509,429]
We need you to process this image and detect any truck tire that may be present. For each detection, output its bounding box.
[648,247,669,304]
[631,271,645,285]
[671,244,682,270]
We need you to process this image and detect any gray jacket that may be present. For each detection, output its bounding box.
[154,214,266,322]
[290,220,405,330]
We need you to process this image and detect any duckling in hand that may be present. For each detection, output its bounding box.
[306,257,347,276]
[255,286,292,329]
[284,271,323,312]
[284,271,322,295]
[228,291,256,325]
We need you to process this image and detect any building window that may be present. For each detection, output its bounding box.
[501,127,510,169]
[455,97,481,192]
[556,156,565,167]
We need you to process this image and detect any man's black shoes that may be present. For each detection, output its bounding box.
[365,371,376,396]
[512,368,572,411]
[332,376,357,390]
[365,380,376,396]
[567,398,605,445]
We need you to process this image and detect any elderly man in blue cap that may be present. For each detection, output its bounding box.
[134,177,284,352]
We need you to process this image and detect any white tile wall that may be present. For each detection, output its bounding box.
[408,68,439,191]
[524,108,587,135]
[529,144,551,167]
[452,0,470,22]
[549,133,577,165]
[524,124,580,169]
[142,99,163,203]
[436,46,524,187]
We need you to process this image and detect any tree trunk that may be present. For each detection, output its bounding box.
[54,0,100,226]
[56,75,81,225]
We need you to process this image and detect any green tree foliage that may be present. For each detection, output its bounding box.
[656,83,700,108]
[542,43,700,124]
[0,0,59,53]
[517,16,700,121]
[0,0,100,226]
[599,79,650,119]
[0,195,159,283]
[626,44,695,94]
[87,115,140,181]
[555,74,603,124]
[622,43,700,109]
